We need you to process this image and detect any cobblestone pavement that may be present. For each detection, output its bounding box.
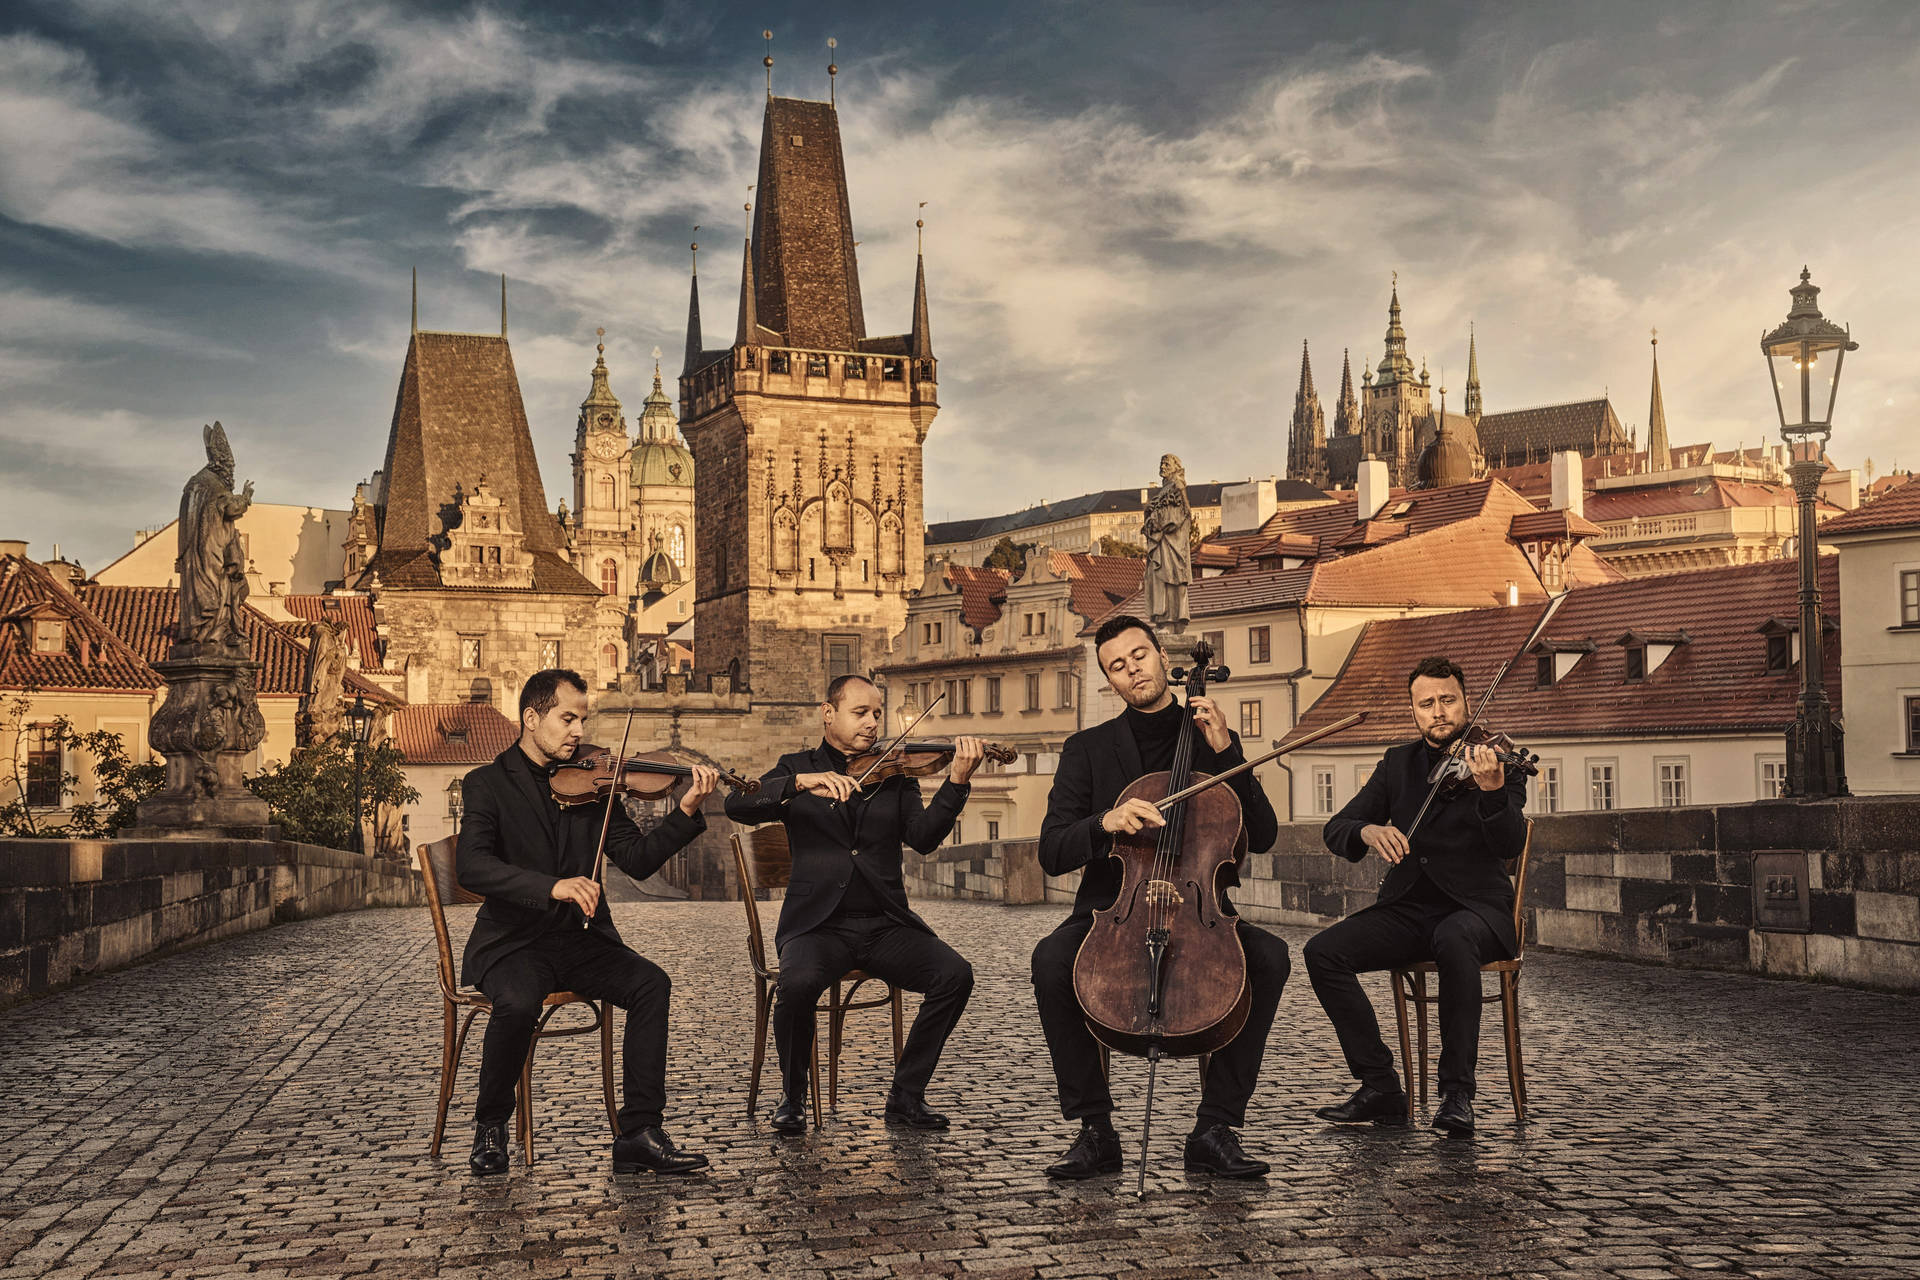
[1,901,1916,1279]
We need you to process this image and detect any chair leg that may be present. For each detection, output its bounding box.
[598,1003,620,1138]
[1412,970,1431,1111]
[809,1015,824,1129]
[1197,1051,1210,1088]
[1502,972,1527,1122]
[748,978,771,1116]
[1389,972,1416,1119]
[1098,1044,1110,1081]
[519,1041,537,1166]
[432,999,457,1158]
[827,982,844,1113]
[890,988,905,1064]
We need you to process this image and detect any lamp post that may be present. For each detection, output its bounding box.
[346,693,375,853]
[1760,266,1855,798]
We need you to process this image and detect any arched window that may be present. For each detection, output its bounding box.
[600,642,619,672]
[669,524,687,568]
[600,559,618,595]
[597,473,615,508]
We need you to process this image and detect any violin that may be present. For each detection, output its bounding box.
[1425,725,1539,800]
[845,739,1019,787]
[548,744,760,809]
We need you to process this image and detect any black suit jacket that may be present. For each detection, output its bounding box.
[456,744,706,985]
[1038,707,1280,923]
[1322,738,1527,958]
[725,743,970,952]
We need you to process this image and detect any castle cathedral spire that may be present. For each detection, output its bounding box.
[1334,348,1359,437]
[1376,274,1415,384]
[682,242,703,375]
[1287,340,1328,486]
[1646,328,1671,472]
[1464,323,1482,420]
[908,221,933,360]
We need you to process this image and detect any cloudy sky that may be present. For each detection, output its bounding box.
[4,0,1916,570]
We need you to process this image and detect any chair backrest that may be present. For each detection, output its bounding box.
[731,824,793,979]
[1508,820,1534,955]
[416,837,481,998]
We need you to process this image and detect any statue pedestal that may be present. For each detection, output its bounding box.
[128,653,276,839]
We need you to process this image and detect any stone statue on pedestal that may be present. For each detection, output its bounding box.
[1142,452,1193,635]
[131,422,275,838]
[296,619,349,747]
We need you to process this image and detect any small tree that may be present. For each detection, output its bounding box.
[0,694,165,838]
[1096,534,1147,559]
[245,737,419,852]
[983,537,1034,576]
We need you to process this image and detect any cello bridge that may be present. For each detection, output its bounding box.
[1144,879,1185,907]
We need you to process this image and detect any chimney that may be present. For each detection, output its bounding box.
[1506,580,1519,607]
[1357,458,1391,521]
[42,557,83,593]
[1220,477,1278,533]
[0,539,27,560]
[1550,450,1585,518]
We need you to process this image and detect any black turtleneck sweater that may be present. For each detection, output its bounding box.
[1123,699,1190,773]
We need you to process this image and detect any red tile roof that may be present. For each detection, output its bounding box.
[281,594,390,673]
[390,702,517,765]
[0,557,159,692]
[1508,509,1605,542]
[1282,555,1841,747]
[945,564,1011,630]
[1818,474,1920,536]
[1049,551,1146,622]
[1585,476,1840,522]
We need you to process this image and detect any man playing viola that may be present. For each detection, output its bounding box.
[1305,656,1526,1137]
[456,668,719,1176]
[725,674,983,1135]
[1033,615,1290,1180]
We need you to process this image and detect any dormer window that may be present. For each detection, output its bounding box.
[32,619,65,654]
[1530,638,1594,687]
[1623,644,1647,682]
[1535,653,1553,688]
[1766,633,1793,672]
[1616,629,1689,681]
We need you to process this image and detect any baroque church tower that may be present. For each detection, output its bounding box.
[678,92,937,702]
[1361,278,1433,488]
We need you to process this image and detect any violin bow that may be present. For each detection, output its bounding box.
[849,691,946,790]
[583,708,639,928]
[1152,711,1370,811]
[1402,590,1568,842]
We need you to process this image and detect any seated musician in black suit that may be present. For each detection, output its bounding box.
[1032,615,1291,1180]
[456,668,718,1176]
[1305,655,1526,1137]
[724,674,982,1135]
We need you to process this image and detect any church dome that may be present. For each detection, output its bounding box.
[1418,411,1478,489]
[631,439,694,488]
[638,547,683,589]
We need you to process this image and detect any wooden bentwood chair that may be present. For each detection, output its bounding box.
[416,837,619,1165]
[1388,819,1534,1122]
[732,826,904,1129]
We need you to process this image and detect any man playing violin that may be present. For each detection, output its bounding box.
[725,673,983,1135]
[1305,655,1526,1137]
[1033,615,1290,1180]
[456,668,719,1176]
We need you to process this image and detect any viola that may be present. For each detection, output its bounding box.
[845,738,1018,787]
[1424,725,1539,801]
[549,745,759,809]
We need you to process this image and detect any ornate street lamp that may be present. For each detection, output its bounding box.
[1760,266,1855,798]
[346,693,375,853]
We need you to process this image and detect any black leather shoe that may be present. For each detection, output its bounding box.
[1315,1084,1410,1126]
[769,1096,807,1135]
[882,1092,950,1130]
[1044,1122,1123,1180]
[1183,1123,1270,1178]
[612,1125,709,1174]
[468,1122,508,1176]
[1432,1091,1475,1137]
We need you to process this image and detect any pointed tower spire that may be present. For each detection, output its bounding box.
[1464,323,1482,420]
[682,240,703,375]
[735,234,759,347]
[499,274,508,338]
[908,218,933,359]
[1376,272,1414,384]
[1646,327,1671,472]
[1334,348,1359,437]
[1288,340,1328,486]
[410,266,417,334]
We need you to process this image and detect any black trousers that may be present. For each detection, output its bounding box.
[774,913,974,1104]
[1303,893,1501,1099]
[1030,914,1291,1129]
[475,928,672,1133]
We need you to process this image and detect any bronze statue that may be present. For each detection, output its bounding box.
[1142,453,1192,634]
[175,422,254,654]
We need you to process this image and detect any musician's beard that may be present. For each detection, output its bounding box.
[1120,672,1169,710]
[1421,719,1464,748]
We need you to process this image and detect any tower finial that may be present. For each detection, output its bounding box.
[917,201,928,253]
[763,29,774,98]
[500,274,508,338]
[410,266,417,334]
[595,326,605,361]
[827,36,838,105]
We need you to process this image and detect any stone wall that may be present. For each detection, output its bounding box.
[901,839,1045,905]
[0,838,427,1007]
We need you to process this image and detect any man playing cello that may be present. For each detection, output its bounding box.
[1032,615,1291,1180]
[456,668,719,1176]
[725,674,983,1135]
[1304,656,1526,1137]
